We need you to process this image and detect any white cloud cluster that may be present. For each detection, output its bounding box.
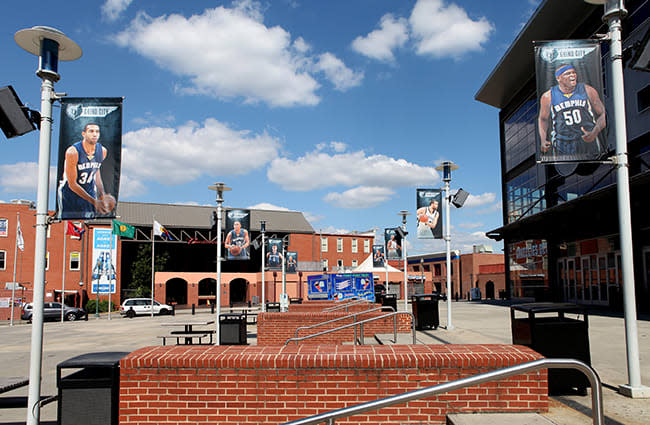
[247,202,293,211]
[267,148,439,191]
[120,118,280,192]
[0,162,57,196]
[324,186,394,209]
[462,192,496,208]
[102,0,133,22]
[353,0,494,61]
[351,14,409,62]
[114,1,361,107]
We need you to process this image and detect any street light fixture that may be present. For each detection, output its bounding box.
[398,210,410,311]
[435,161,458,330]
[209,182,231,345]
[14,25,82,425]
[583,0,649,399]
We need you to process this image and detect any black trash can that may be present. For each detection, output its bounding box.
[511,303,591,395]
[289,297,303,304]
[381,293,397,312]
[411,293,440,330]
[266,302,281,312]
[220,313,247,345]
[57,351,128,425]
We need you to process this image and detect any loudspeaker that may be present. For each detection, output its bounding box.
[452,188,470,208]
[0,86,36,139]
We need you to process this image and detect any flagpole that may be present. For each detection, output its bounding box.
[151,218,155,318]
[10,212,20,326]
[108,229,113,321]
[61,223,67,322]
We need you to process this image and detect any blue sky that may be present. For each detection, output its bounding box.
[1,0,542,254]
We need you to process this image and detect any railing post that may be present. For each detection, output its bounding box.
[360,323,364,345]
[393,314,397,344]
[353,314,357,344]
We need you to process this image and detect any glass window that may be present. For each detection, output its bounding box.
[434,264,441,276]
[321,237,328,252]
[322,259,328,271]
[0,218,7,237]
[352,260,358,267]
[70,252,80,270]
[337,238,343,253]
[364,239,370,253]
[337,259,343,268]
[351,239,358,253]
[0,250,5,270]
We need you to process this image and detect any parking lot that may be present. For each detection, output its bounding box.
[1,301,648,424]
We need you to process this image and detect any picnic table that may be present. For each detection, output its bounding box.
[160,320,215,345]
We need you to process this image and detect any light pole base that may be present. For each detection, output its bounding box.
[619,384,650,398]
[445,325,455,330]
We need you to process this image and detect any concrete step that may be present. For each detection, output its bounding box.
[373,332,422,345]
[447,413,555,425]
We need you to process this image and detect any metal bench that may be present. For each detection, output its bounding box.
[158,333,211,345]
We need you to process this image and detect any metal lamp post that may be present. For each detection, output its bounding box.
[14,26,82,425]
[584,0,649,398]
[436,161,458,330]
[260,220,266,312]
[399,210,410,311]
[420,258,424,288]
[209,183,231,345]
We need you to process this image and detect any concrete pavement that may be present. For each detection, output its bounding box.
[0,300,648,424]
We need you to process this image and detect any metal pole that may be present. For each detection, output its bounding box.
[151,224,155,317]
[209,183,230,344]
[600,0,649,397]
[10,212,19,326]
[108,229,113,320]
[25,74,55,425]
[261,223,266,312]
[61,224,66,322]
[444,178,453,330]
[402,223,408,311]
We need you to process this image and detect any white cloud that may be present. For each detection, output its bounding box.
[352,13,409,62]
[412,228,501,254]
[313,53,364,91]
[409,0,494,59]
[268,148,439,191]
[476,202,502,215]
[102,0,133,22]
[118,174,147,199]
[302,211,324,224]
[114,2,359,107]
[463,192,496,208]
[457,222,484,229]
[121,119,280,191]
[247,202,293,211]
[319,225,353,235]
[324,186,395,209]
[0,162,57,195]
[132,111,175,126]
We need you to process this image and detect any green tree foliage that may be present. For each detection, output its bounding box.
[128,244,170,297]
[85,299,116,313]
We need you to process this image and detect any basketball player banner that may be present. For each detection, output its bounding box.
[55,98,123,220]
[416,189,443,239]
[372,244,385,268]
[225,209,251,260]
[266,238,283,270]
[285,251,297,274]
[384,228,402,261]
[534,40,607,164]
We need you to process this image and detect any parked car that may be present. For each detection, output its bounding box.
[21,302,87,322]
[120,298,172,318]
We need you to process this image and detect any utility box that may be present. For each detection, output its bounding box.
[511,303,590,395]
[220,313,247,345]
[381,293,397,312]
[57,352,128,425]
[411,293,440,330]
[266,302,281,312]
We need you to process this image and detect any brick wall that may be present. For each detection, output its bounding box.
[288,300,377,313]
[119,344,547,425]
[257,311,413,346]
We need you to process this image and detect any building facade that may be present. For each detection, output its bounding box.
[476,0,650,311]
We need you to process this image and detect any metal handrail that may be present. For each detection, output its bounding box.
[285,312,415,346]
[294,306,395,339]
[281,358,604,425]
[322,298,372,312]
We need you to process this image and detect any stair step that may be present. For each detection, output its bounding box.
[447,413,554,425]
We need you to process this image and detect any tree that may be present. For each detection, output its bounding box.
[128,244,170,297]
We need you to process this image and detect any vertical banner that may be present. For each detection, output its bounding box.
[535,40,607,164]
[91,228,116,294]
[0,218,7,237]
[56,98,123,220]
[224,209,250,260]
[285,251,297,273]
[416,189,442,239]
[266,238,283,270]
[384,228,402,261]
[372,245,385,268]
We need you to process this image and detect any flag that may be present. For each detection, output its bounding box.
[153,219,173,240]
[112,220,135,239]
[16,218,24,252]
[66,221,85,238]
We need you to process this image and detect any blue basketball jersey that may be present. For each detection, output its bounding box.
[58,141,104,218]
[550,83,596,144]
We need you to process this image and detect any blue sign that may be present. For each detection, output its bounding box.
[308,273,375,301]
